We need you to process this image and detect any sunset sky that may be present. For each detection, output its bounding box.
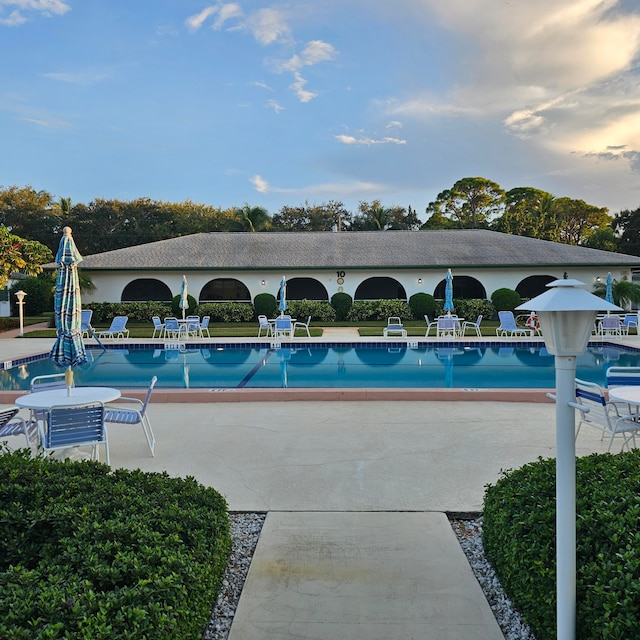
[1,0,639,219]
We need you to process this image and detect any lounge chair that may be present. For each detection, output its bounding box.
[257,315,272,337]
[151,316,165,339]
[40,402,110,464]
[293,316,312,337]
[104,376,157,456]
[383,317,407,338]
[574,378,640,452]
[461,315,482,337]
[97,316,129,340]
[496,311,529,337]
[622,314,638,335]
[0,406,34,451]
[198,315,211,338]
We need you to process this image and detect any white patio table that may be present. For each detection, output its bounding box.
[15,386,121,412]
[607,386,640,419]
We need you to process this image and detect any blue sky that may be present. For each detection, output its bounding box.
[1,0,640,220]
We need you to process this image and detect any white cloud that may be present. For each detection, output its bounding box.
[245,7,291,45]
[274,40,337,73]
[0,0,69,25]
[213,3,242,30]
[335,134,406,146]
[185,6,218,31]
[251,174,270,193]
[43,70,110,85]
[289,72,316,103]
[266,99,285,113]
[250,174,384,198]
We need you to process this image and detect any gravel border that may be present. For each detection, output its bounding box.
[203,513,536,640]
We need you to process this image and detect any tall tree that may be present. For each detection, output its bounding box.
[424,177,505,229]
[553,197,610,246]
[612,206,640,256]
[272,201,349,231]
[493,187,559,240]
[226,204,271,232]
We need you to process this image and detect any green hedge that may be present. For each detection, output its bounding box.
[197,302,255,322]
[483,451,640,639]
[0,451,231,639]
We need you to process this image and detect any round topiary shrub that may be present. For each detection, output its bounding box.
[253,292,277,318]
[408,292,436,320]
[171,294,197,317]
[331,292,353,321]
[491,288,521,313]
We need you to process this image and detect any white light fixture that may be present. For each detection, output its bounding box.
[517,277,621,640]
[417,278,422,284]
[261,280,266,286]
[14,290,26,337]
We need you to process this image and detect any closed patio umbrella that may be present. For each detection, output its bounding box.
[180,275,189,320]
[50,227,87,395]
[605,272,614,304]
[278,275,288,316]
[444,269,454,314]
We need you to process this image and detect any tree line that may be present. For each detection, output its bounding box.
[1,177,640,285]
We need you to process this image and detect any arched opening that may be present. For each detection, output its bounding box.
[282,277,328,301]
[200,278,250,301]
[121,279,172,302]
[433,275,486,299]
[516,275,556,299]
[355,277,407,300]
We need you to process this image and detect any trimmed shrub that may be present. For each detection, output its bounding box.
[0,450,231,640]
[408,292,436,319]
[286,300,336,322]
[346,300,412,321]
[453,298,495,321]
[197,302,254,322]
[331,292,353,321]
[253,293,277,318]
[491,288,521,314]
[483,451,640,639]
[88,302,172,323]
[171,294,197,317]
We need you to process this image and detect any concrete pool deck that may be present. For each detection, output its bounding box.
[2,330,639,638]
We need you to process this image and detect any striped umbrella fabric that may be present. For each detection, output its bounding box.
[180,275,189,320]
[443,269,454,313]
[605,272,614,304]
[278,275,288,315]
[50,227,87,371]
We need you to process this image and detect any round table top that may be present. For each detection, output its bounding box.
[608,386,640,405]
[15,386,121,410]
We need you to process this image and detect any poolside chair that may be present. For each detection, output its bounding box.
[81,309,94,338]
[622,314,638,335]
[198,315,211,338]
[163,317,183,340]
[30,373,68,392]
[151,316,165,339]
[383,317,407,338]
[40,402,109,465]
[97,316,129,340]
[436,316,457,338]
[606,366,640,418]
[424,315,438,337]
[104,376,157,456]
[496,311,529,337]
[574,378,640,452]
[257,315,272,337]
[461,315,482,337]
[0,406,34,451]
[293,316,312,337]
[597,315,622,337]
[183,316,201,339]
[274,315,293,339]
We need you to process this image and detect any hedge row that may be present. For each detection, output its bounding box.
[483,451,640,639]
[0,451,231,639]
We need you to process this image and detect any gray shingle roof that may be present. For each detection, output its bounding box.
[75,230,640,271]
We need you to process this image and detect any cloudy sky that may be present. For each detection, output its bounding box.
[1,0,639,219]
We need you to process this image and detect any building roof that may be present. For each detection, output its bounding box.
[75,229,640,271]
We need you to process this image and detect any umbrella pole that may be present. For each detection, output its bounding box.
[65,366,74,396]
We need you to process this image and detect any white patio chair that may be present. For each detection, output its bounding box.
[496,311,529,337]
[40,402,110,465]
[461,315,482,337]
[436,316,456,338]
[104,376,157,456]
[598,315,622,337]
[0,406,34,451]
[424,315,438,337]
[293,316,312,337]
[574,378,640,452]
[198,315,211,338]
[274,315,293,339]
[151,316,165,339]
[257,315,272,337]
[383,317,407,338]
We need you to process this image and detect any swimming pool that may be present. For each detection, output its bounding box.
[2,342,639,390]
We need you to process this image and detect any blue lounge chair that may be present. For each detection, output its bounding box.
[81,309,94,338]
[0,406,34,451]
[383,317,407,338]
[151,316,165,339]
[275,315,293,339]
[97,316,129,340]
[496,311,528,337]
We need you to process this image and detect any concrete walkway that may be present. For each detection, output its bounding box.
[1,331,636,639]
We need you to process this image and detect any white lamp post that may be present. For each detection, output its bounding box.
[15,290,26,337]
[516,277,621,640]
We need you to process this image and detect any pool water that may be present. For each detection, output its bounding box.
[2,342,639,390]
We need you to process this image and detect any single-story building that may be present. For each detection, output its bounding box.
[75,229,640,305]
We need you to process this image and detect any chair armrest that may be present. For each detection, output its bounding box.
[106,397,144,411]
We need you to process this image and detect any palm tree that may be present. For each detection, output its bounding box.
[227,204,271,232]
[593,278,640,309]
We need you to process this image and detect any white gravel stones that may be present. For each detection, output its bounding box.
[203,513,536,640]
